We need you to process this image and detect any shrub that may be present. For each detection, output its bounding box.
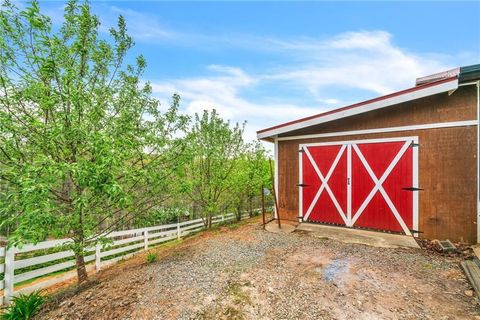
[1,291,45,320]
[146,252,157,263]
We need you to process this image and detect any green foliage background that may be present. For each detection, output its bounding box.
[0,0,272,282]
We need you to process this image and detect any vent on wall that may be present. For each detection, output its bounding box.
[438,239,456,253]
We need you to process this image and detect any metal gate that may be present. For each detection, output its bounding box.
[299,137,418,235]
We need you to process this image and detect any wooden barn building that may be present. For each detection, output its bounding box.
[257,65,480,243]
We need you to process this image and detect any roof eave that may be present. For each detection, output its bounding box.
[257,77,459,140]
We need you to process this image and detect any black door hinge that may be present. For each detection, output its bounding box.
[402,187,424,191]
[410,229,423,234]
[410,142,420,147]
[296,183,309,187]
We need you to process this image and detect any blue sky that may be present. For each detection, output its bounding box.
[35,1,480,145]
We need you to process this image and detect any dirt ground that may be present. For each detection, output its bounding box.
[38,218,480,320]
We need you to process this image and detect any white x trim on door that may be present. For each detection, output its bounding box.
[300,137,418,236]
[302,145,348,224]
[350,141,412,235]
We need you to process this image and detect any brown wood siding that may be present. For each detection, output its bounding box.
[279,86,476,137]
[276,86,477,243]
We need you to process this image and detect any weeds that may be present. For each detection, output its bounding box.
[227,283,252,305]
[223,306,245,320]
[423,262,436,270]
[1,291,45,320]
[146,252,157,263]
[228,223,240,230]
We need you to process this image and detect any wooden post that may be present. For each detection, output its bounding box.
[269,159,281,229]
[261,185,266,229]
[95,244,101,272]
[4,246,14,304]
[144,229,149,250]
[177,222,181,240]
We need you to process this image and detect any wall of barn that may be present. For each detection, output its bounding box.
[276,85,478,243]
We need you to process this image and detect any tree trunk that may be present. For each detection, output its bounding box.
[73,226,88,284]
[75,252,88,284]
[249,197,253,217]
[207,213,212,228]
[236,206,242,221]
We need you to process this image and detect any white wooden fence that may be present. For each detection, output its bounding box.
[0,212,249,305]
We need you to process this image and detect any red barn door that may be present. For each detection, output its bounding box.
[301,144,348,226]
[300,137,417,235]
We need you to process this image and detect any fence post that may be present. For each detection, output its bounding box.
[177,222,181,240]
[221,214,224,223]
[4,246,14,304]
[144,229,149,250]
[95,244,101,272]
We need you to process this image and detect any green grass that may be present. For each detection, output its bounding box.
[227,283,252,305]
[423,262,437,270]
[146,252,157,263]
[11,249,96,288]
[0,291,45,320]
[227,223,240,230]
[223,306,245,320]
[14,267,80,288]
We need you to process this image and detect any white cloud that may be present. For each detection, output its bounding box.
[321,98,341,105]
[107,6,176,42]
[149,30,465,148]
[150,65,315,143]
[263,31,453,97]
[13,2,475,154]
[329,30,393,50]
[32,2,474,151]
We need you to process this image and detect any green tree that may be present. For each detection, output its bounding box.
[0,1,188,283]
[228,142,270,221]
[183,110,245,227]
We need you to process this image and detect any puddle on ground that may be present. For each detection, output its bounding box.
[321,258,351,287]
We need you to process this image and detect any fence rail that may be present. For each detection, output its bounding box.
[0,211,251,305]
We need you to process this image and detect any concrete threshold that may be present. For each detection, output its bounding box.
[296,223,420,249]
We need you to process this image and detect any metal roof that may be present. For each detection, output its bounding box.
[459,64,480,83]
[415,67,460,86]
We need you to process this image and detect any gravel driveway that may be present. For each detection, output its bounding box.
[40,219,479,320]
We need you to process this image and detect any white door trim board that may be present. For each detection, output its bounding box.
[299,136,418,149]
[274,137,279,219]
[477,81,480,243]
[298,145,303,223]
[412,136,419,236]
[278,120,476,142]
[347,144,352,225]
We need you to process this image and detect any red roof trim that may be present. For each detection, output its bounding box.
[257,76,458,135]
